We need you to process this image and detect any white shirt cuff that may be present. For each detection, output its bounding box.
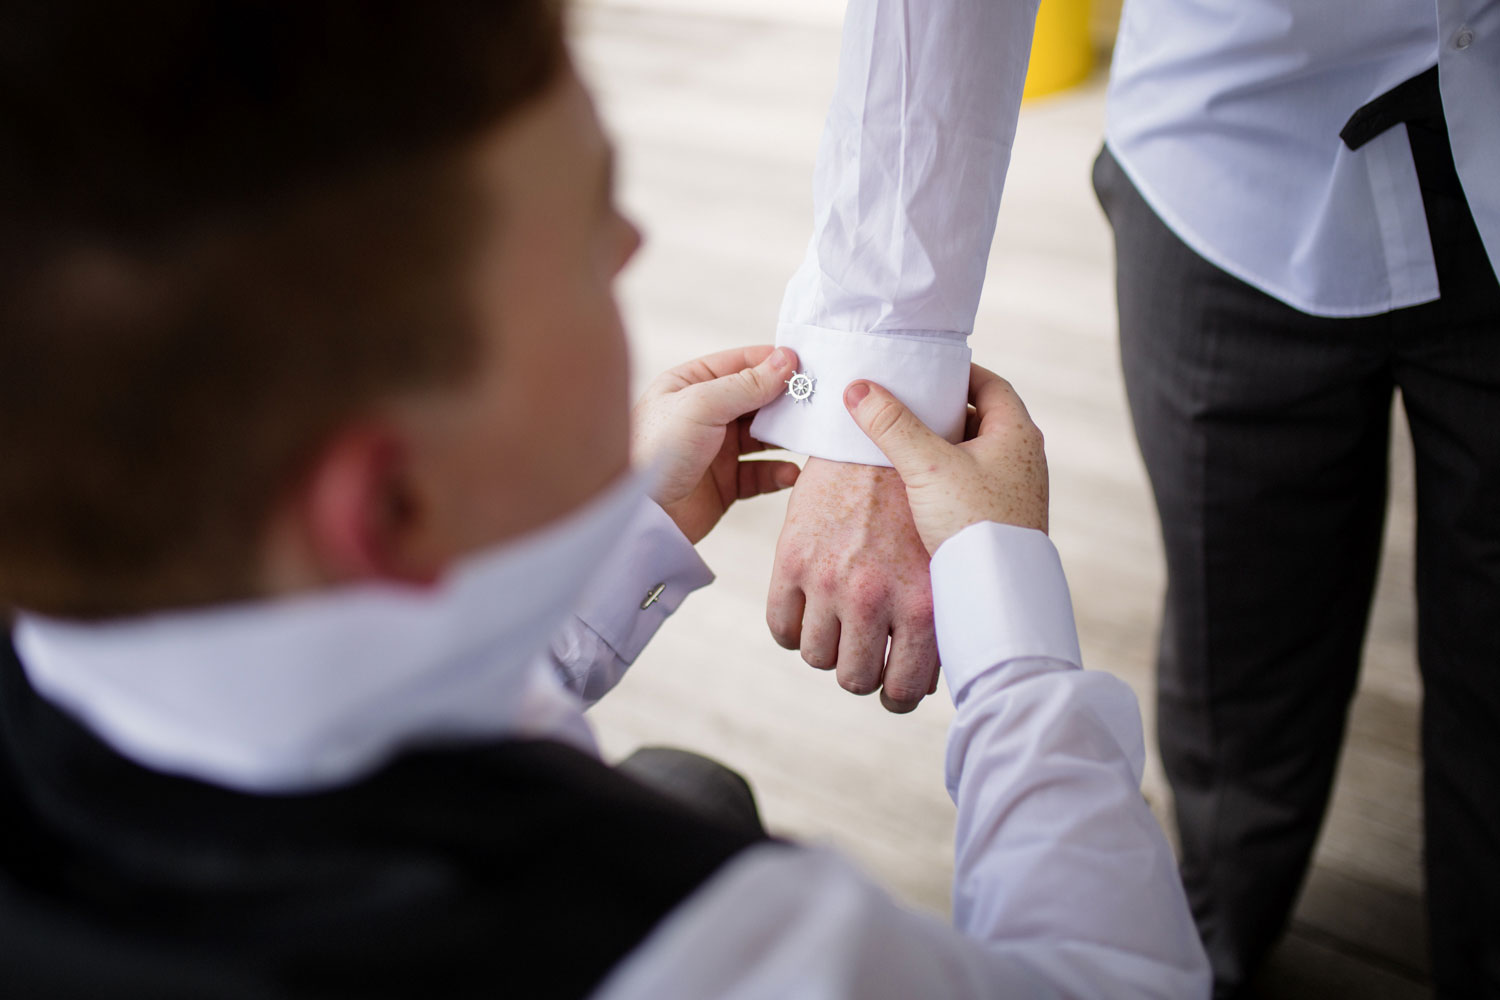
[748,323,971,467]
[572,500,715,665]
[931,521,1083,700]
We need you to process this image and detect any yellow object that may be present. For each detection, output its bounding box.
[1024,0,1093,101]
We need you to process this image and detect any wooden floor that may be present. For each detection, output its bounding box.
[575,6,1431,996]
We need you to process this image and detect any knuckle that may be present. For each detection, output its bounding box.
[672,389,708,424]
[736,367,767,397]
[765,606,802,649]
[882,678,928,705]
[773,546,809,576]
[803,648,835,670]
[640,375,669,401]
[838,673,878,696]
[764,596,801,649]
[808,567,843,597]
[881,693,921,714]
[846,588,888,622]
[897,599,935,629]
[771,539,810,578]
[865,399,907,440]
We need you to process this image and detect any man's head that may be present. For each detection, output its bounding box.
[0,1,641,619]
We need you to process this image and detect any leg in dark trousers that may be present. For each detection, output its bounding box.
[1395,114,1500,997]
[616,746,766,838]
[1097,120,1500,997]
[1094,146,1396,996]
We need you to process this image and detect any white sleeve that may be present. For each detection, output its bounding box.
[933,522,1208,990]
[591,521,1209,999]
[545,500,714,706]
[748,0,1039,467]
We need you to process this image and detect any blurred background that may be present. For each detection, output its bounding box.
[575,2,1428,996]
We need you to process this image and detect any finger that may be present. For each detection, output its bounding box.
[661,345,779,389]
[878,624,940,713]
[967,364,1033,437]
[843,380,950,479]
[680,347,800,428]
[800,607,840,671]
[966,362,1009,406]
[766,581,805,650]
[835,625,887,696]
[736,418,775,456]
[737,460,800,500]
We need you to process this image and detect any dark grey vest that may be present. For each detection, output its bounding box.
[0,633,765,999]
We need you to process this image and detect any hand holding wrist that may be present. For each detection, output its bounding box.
[843,365,1048,554]
[631,345,802,543]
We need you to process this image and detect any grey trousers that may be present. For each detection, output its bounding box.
[1093,132,1500,998]
[616,746,765,838]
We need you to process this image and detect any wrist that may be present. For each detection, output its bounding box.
[788,458,924,556]
[655,498,707,546]
[800,458,910,514]
[803,456,901,480]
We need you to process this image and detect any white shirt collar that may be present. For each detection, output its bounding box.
[13,474,651,794]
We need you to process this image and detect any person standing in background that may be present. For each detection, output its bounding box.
[752,2,1500,995]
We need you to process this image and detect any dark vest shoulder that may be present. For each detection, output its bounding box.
[0,632,766,1000]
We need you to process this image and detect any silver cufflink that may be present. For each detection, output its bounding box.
[785,371,816,403]
[640,582,666,610]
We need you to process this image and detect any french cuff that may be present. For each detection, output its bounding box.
[931,521,1083,701]
[573,499,715,665]
[747,323,971,467]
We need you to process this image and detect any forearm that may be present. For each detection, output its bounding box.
[751,0,1039,465]
[546,498,714,706]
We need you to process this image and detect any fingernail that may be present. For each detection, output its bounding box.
[844,382,870,407]
[767,347,790,368]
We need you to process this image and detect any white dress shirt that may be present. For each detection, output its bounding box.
[750,0,1040,467]
[752,0,1500,467]
[15,495,1209,998]
[1108,0,1499,318]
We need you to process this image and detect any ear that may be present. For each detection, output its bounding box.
[299,423,443,587]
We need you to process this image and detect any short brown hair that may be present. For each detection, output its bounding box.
[0,2,566,618]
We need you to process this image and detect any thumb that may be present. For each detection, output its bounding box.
[684,347,799,427]
[844,380,949,475]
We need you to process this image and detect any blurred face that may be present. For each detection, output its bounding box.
[393,64,642,562]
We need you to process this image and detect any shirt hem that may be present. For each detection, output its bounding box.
[1102,138,1441,319]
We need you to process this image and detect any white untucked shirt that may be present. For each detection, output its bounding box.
[751,0,1500,467]
[15,496,1209,998]
[1107,0,1498,317]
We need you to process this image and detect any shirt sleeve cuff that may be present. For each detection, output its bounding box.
[931,521,1083,700]
[748,323,971,467]
[572,499,715,665]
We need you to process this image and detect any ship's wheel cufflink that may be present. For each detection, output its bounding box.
[785,371,816,403]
